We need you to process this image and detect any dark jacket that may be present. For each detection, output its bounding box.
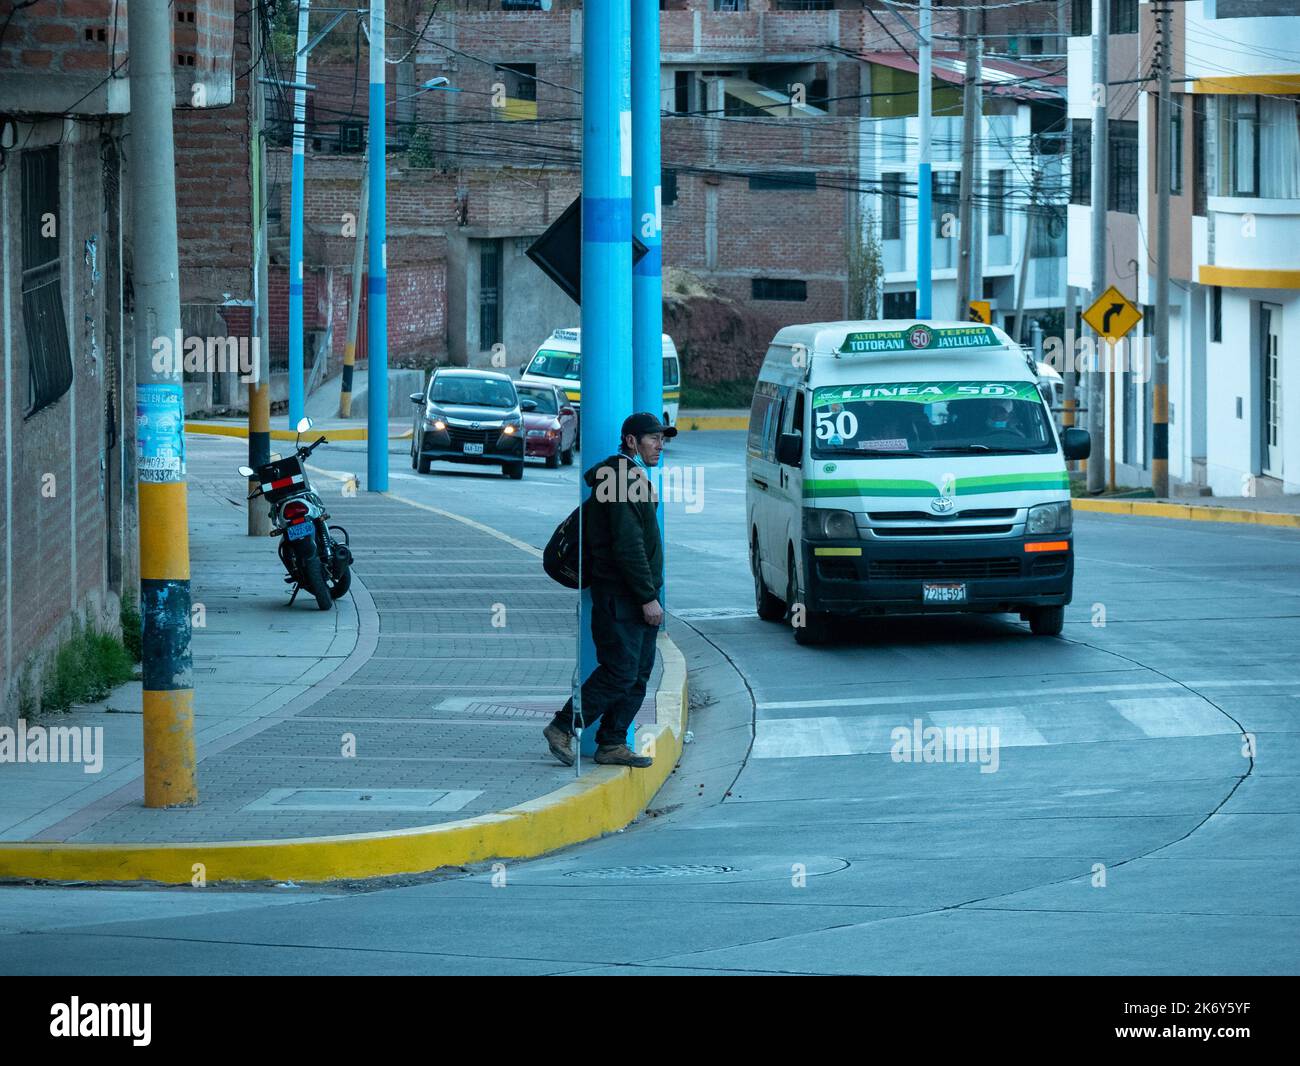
[583,453,663,604]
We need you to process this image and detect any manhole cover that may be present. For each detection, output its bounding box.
[565,864,737,880]
[243,788,481,813]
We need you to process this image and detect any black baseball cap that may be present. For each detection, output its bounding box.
[621,412,678,439]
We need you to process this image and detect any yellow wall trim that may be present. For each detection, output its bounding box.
[1197,265,1300,291]
[1192,74,1300,95]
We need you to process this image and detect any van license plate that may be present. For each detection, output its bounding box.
[923,582,967,604]
[462,442,484,455]
[286,521,313,541]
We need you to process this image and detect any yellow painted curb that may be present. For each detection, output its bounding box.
[683,415,748,431]
[0,492,689,884]
[186,423,413,442]
[1074,498,1300,529]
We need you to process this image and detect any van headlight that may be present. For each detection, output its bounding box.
[803,508,858,541]
[1026,501,1072,534]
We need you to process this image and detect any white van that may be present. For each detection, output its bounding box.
[746,320,1091,645]
[521,327,681,433]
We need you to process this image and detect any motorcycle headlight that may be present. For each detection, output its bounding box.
[802,508,858,541]
[1026,501,1072,534]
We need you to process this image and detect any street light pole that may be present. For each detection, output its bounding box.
[1087,0,1110,494]
[917,0,932,319]
[367,0,388,492]
[288,0,311,429]
[1152,0,1172,497]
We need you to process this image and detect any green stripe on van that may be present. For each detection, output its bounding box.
[803,470,1068,498]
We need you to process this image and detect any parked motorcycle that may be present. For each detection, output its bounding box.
[238,418,353,611]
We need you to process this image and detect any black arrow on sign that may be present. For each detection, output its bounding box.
[1101,302,1125,334]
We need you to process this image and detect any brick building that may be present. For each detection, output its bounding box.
[280,1,1071,388]
[0,0,242,720]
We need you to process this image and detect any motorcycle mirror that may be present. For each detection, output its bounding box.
[238,465,255,478]
[296,417,313,434]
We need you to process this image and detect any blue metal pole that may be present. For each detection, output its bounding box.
[578,0,633,756]
[631,0,665,591]
[367,0,388,492]
[916,0,932,320]
[288,0,310,426]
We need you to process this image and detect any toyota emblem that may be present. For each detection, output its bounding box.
[930,496,955,514]
[470,422,480,429]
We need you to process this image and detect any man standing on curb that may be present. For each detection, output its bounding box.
[543,412,675,769]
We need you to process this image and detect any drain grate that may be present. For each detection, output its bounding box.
[564,864,737,880]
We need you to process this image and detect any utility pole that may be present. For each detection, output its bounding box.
[367,0,388,491]
[1013,155,1037,344]
[1086,0,1109,494]
[249,7,271,536]
[339,168,368,418]
[1152,0,1172,497]
[956,6,978,318]
[288,0,311,429]
[578,0,633,756]
[128,0,197,807]
[631,0,664,553]
[917,0,932,319]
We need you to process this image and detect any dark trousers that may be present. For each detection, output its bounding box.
[551,582,659,748]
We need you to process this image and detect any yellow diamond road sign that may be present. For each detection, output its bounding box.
[967,300,991,325]
[1083,285,1143,341]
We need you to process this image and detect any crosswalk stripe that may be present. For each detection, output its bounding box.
[1109,696,1238,738]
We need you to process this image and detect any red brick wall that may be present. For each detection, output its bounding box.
[174,0,250,303]
[0,0,127,73]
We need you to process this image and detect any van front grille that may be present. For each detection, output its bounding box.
[867,508,1017,522]
[872,525,1014,537]
[868,558,1021,581]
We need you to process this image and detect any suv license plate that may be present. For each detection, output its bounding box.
[286,521,313,541]
[923,582,967,604]
[463,442,484,455]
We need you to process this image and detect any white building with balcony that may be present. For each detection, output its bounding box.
[857,53,1069,337]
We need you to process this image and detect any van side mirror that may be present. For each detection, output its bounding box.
[409,392,425,406]
[776,431,802,467]
[1062,427,1091,461]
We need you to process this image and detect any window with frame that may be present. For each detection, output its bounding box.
[495,63,537,103]
[1211,286,1222,343]
[933,171,959,238]
[987,170,1007,236]
[1109,120,1138,213]
[1167,100,1183,195]
[776,0,833,10]
[883,290,916,319]
[1070,119,1091,205]
[1070,0,1090,36]
[882,172,903,241]
[21,147,73,417]
[478,239,502,350]
[1111,0,1138,35]
[1192,95,1207,215]
[752,278,808,301]
[662,167,678,206]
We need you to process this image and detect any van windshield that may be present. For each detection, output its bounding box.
[811,381,1056,457]
[527,349,580,381]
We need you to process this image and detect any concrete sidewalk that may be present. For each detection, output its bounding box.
[0,437,680,878]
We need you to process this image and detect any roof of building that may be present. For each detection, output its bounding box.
[859,51,1067,101]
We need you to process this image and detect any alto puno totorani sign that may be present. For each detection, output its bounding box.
[839,325,1003,354]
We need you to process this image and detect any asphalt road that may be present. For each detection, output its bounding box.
[2,430,1297,975]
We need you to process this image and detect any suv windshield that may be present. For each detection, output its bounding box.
[811,381,1056,457]
[516,386,558,414]
[430,375,516,408]
[527,349,580,381]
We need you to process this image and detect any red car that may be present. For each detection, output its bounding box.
[516,383,578,467]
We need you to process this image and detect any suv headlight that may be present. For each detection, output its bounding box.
[1026,501,1072,534]
[423,408,447,432]
[803,508,858,540]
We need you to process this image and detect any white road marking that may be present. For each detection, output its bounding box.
[926,705,1048,747]
[1109,696,1238,737]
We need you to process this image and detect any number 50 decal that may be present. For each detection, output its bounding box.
[815,409,859,441]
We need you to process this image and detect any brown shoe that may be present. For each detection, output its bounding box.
[594,743,653,769]
[543,723,575,766]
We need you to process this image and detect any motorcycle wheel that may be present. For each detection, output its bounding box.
[328,562,352,599]
[302,554,333,610]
